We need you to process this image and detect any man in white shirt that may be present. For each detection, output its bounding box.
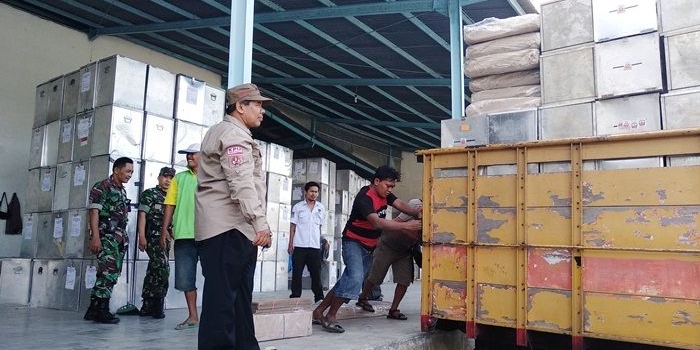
[288,181,326,302]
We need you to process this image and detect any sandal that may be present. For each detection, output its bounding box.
[355,298,375,313]
[174,320,199,330]
[321,317,345,333]
[387,309,407,320]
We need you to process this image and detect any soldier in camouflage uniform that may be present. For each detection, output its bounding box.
[136,166,175,319]
[83,157,134,324]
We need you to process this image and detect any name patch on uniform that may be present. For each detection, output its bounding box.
[227,145,245,167]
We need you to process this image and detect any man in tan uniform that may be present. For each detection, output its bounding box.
[195,83,272,350]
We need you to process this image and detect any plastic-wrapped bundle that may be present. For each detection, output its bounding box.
[471,85,541,103]
[465,97,541,118]
[465,48,539,78]
[466,32,541,59]
[464,14,540,45]
[469,70,540,92]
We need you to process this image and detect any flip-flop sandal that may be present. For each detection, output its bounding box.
[174,321,199,330]
[321,318,345,333]
[355,298,375,313]
[312,318,323,325]
[387,309,407,320]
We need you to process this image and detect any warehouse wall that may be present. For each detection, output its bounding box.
[393,151,423,204]
[0,3,221,257]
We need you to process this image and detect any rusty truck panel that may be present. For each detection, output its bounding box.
[419,129,700,350]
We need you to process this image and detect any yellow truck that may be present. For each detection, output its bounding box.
[418,128,700,350]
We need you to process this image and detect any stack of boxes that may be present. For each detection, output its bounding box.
[258,142,294,292]
[9,54,230,312]
[291,158,337,290]
[443,0,700,171]
[463,13,542,118]
[658,0,700,166]
[9,54,299,309]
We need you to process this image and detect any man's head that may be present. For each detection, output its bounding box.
[371,165,400,198]
[158,166,175,191]
[178,143,201,170]
[304,181,320,202]
[112,157,134,185]
[225,83,272,129]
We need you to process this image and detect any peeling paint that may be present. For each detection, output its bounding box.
[659,208,698,226]
[656,189,667,201]
[476,211,507,244]
[437,168,468,178]
[528,319,571,331]
[550,207,572,219]
[542,250,571,265]
[477,195,500,207]
[548,193,572,206]
[582,182,605,205]
[626,313,647,321]
[432,232,458,243]
[678,230,699,246]
[671,311,700,326]
[433,197,468,209]
[632,231,654,240]
[625,211,651,224]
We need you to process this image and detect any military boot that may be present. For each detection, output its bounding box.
[94,298,120,324]
[83,297,100,321]
[151,298,165,319]
[139,298,154,317]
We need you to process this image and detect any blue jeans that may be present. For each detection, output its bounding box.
[174,239,199,291]
[332,240,374,300]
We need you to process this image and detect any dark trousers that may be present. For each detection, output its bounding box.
[291,247,324,302]
[198,229,259,350]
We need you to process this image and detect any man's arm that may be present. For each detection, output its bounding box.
[365,213,421,233]
[160,204,174,248]
[288,223,296,254]
[137,211,147,251]
[88,208,101,254]
[391,198,422,218]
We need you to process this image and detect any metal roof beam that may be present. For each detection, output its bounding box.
[254,77,450,87]
[314,118,439,129]
[505,0,526,15]
[252,30,439,143]
[265,111,376,175]
[88,0,493,38]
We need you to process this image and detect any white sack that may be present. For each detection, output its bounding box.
[471,85,541,103]
[466,32,541,59]
[464,14,540,45]
[469,69,541,92]
[465,48,540,78]
[465,97,541,118]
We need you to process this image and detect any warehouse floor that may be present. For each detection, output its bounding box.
[0,281,466,350]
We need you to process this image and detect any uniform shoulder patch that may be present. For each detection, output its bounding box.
[226,145,245,167]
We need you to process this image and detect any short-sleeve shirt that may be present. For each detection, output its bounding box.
[88,175,130,244]
[163,169,197,240]
[342,185,397,249]
[290,200,326,249]
[138,186,167,236]
[195,115,268,242]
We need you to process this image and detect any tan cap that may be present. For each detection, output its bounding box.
[226,83,272,106]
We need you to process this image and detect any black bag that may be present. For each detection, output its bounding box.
[1,192,22,235]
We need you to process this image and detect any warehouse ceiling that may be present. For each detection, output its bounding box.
[2,0,535,177]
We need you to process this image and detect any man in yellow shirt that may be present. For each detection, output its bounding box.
[161,143,200,330]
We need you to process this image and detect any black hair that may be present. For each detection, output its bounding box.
[113,157,134,171]
[305,181,320,191]
[373,165,399,182]
[225,100,251,115]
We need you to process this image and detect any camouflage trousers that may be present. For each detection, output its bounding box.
[141,232,170,298]
[91,233,126,299]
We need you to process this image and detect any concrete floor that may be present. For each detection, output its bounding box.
[0,281,466,350]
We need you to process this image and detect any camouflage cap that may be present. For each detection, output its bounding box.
[159,166,176,177]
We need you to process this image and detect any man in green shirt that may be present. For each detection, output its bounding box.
[162,143,200,330]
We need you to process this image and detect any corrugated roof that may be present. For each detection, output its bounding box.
[1,0,536,177]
